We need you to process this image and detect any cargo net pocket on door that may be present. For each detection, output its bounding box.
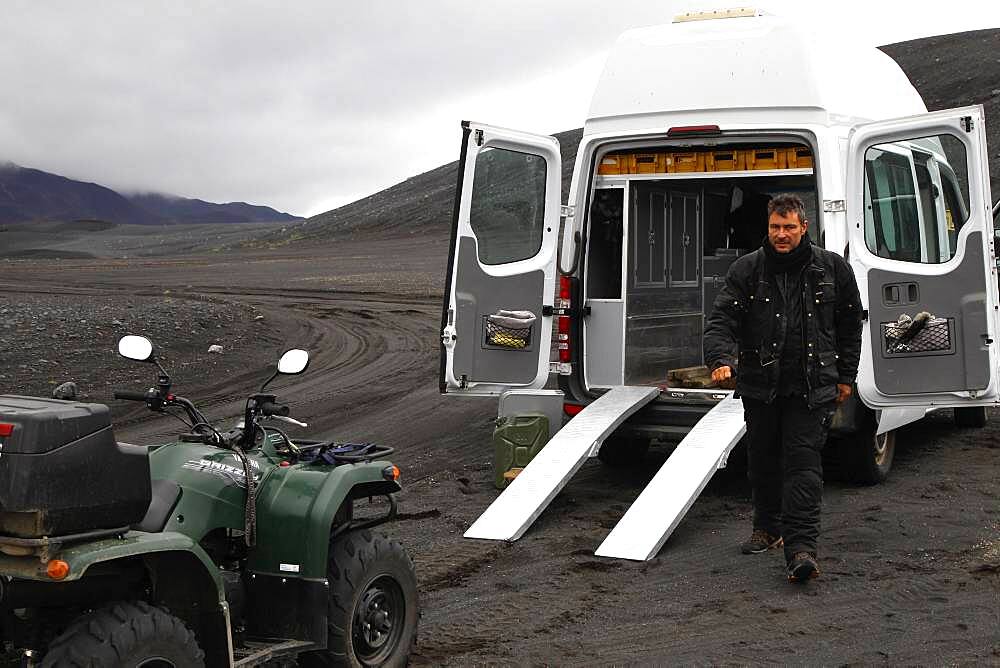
[485,310,535,350]
[883,312,952,355]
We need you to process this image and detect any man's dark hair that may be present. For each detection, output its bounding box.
[767,193,808,224]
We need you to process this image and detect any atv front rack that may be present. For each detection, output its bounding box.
[292,440,395,465]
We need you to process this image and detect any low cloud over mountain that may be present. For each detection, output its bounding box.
[0,162,301,225]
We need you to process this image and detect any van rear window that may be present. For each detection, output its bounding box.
[469,147,547,265]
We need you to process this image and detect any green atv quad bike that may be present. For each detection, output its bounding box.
[0,336,418,667]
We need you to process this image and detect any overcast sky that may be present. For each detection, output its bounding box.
[2,1,998,218]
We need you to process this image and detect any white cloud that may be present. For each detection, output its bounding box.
[0,0,997,217]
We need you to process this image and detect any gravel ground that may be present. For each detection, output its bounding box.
[0,291,275,427]
[0,242,997,665]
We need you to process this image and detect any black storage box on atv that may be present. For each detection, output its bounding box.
[0,395,151,538]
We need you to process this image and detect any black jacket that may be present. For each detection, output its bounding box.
[704,243,864,407]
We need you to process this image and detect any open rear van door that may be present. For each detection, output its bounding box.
[440,122,562,396]
[847,105,1000,409]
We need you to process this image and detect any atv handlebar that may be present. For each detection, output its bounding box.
[114,389,152,402]
[259,401,290,417]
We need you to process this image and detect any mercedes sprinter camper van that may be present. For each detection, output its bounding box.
[440,10,999,486]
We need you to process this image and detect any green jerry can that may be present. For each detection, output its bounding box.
[493,413,550,489]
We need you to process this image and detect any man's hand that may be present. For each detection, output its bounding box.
[836,383,852,404]
[711,365,733,383]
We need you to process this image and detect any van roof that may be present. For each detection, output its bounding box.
[585,15,927,133]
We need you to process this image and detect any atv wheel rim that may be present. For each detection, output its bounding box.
[353,574,405,665]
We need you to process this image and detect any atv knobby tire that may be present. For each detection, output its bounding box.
[42,600,205,668]
[301,529,418,668]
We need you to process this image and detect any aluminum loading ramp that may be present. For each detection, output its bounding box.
[464,386,660,542]
[595,394,746,561]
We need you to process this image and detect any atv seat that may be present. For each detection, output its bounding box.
[133,479,182,533]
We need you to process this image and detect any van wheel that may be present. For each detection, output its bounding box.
[597,435,650,467]
[300,529,418,668]
[840,410,895,485]
[42,601,205,667]
[954,407,988,428]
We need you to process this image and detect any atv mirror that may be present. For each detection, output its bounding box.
[118,335,154,362]
[277,349,309,375]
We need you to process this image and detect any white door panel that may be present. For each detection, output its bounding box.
[440,122,562,396]
[847,106,999,409]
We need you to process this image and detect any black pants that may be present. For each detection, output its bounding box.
[743,395,835,560]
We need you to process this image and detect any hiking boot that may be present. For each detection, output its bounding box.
[787,552,820,583]
[739,528,783,554]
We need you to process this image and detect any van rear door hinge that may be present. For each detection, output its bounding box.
[560,205,575,218]
[474,129,484,146]
[961,116,974,132]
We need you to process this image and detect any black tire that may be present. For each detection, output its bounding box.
[840,409,896,485]
[954,406,988,428]
[596,435,650,467]
[301,530,418,668]
[42,601,204,668]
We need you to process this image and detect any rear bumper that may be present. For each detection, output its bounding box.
[562,386,727,440]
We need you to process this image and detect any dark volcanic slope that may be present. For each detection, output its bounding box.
[0,162,154,225]
[297,129,582,240]
[0,162,301,225]
[298,29,1000,243]
[127,192,301,224]
[881,28,1000,198]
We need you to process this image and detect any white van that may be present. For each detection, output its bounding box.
[439,11,999,485]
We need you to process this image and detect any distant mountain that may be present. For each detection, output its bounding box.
[127,192,302,225]
[0,162,302,225]
[296,129,581,240]
[296,29,1000,242]
[0,162,153,225]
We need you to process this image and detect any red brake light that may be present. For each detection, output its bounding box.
[559,276,572,301]
[563,403,584,416]
[667,125,721,137]
[558,316,571,335]
[0,423,13,437]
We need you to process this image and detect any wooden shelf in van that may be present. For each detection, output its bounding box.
[595,168,813,185]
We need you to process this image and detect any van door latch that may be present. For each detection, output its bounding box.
[961,116,974,132]
[542,305,591,317]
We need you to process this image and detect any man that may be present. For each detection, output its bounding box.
[704,193,863,583]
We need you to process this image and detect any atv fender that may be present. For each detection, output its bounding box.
[248,460,401,579]
[0,531,232,667]
[0,530,219,586]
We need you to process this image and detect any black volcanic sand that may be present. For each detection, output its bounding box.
[1,235,997,666]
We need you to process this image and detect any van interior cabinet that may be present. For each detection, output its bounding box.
[626,184,703,384]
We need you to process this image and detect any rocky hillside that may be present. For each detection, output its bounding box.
[297,129,582,240]
[0,162,302,225]
[880,28,1000,197]
[297,29,1000,241]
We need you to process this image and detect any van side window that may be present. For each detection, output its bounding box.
[469,147,547,265]
[863,134,971,264]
